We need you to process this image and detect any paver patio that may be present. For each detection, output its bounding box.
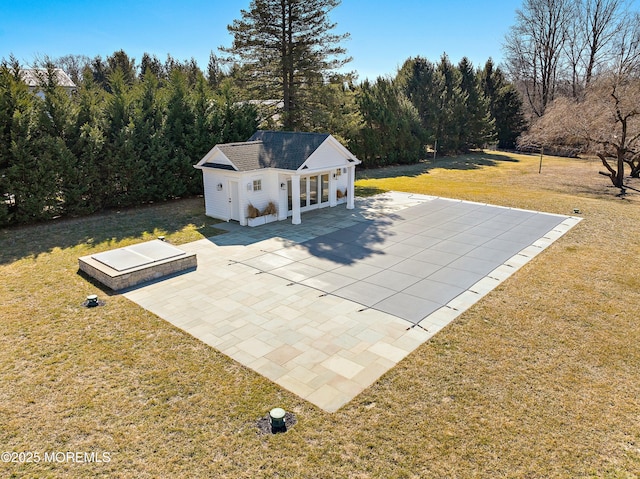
[123,192,581,412]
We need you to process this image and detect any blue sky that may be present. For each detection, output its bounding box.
[2,0,523,81]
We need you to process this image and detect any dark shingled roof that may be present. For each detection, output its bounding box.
[213,130,330,171]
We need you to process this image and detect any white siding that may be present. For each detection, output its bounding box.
[303,141,350,171]
[302,136,359,172]
[202,169,238,220]
[277,173,289,220]
[335,167,349,195]
[203,169,284,223]
[239,170,280,219]
[199,147,235,168]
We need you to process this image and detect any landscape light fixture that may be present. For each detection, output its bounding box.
[86,294,99,307]
[269,407,286,433]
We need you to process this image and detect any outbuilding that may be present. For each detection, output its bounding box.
[194,130,361,226]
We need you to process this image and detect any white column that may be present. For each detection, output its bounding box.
[291,174,301,224]
[346,165,355,210]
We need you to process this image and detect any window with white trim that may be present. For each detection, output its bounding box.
[253,179,262,191]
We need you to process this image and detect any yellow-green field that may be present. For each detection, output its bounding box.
[1,150,639,478]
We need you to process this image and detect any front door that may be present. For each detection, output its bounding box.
[228,180,240,221]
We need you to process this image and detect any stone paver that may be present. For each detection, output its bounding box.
[123,192,581,412]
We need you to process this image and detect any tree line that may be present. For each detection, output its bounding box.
[0,54,258,226]
[356,56,526,165]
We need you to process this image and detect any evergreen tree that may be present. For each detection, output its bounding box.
[90,55,110,91]
[107,50,137,86]
[189,75,214,162]
[70,71,107,213]
[206,51,222,89]
[140,53,165,82]
[131,71,168,201]
[0,58,75,223]
[163,69,196,197]
[164,55,203,88]
[397,55,493,155]
[103,69,137,207]
[9,114,62,222]
[216,82,260,143]
[0,49,261,226]
[396,57,440,148]
[354,77,424,166]
[221,0,350,130]
[308,74,362,146]
[0,60,30,224]
[480,59,527,149]
[433,54,467,154]
[38,61,88,216]
[3,76,60,222]
[457,57,495,150]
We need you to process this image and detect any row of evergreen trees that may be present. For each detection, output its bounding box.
[0,58,257,225]
[353,56,526,166]
[0,51,525,226]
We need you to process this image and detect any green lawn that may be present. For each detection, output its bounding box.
[1,151,639,478]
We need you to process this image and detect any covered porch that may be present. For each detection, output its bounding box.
[279,165,356,225]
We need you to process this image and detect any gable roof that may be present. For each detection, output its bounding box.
[201,130,330,172]
[19,68,76,89]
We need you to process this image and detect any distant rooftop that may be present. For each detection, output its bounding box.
[19,68,76,89]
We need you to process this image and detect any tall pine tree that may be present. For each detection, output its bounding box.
[221,0,350,130]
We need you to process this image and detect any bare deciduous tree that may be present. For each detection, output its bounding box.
[504,0,574,117]
[583,0,626,84]
[504,0,634,117]
[610,11,640,78]
[54,54,91,84]
[565,0,626,97]
[519,75,640,193]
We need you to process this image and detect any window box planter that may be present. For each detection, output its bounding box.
[247,216,267,227]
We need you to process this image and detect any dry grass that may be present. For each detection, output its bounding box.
[1,153,640,478]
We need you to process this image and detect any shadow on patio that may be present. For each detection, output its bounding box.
[205,193,417,266]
